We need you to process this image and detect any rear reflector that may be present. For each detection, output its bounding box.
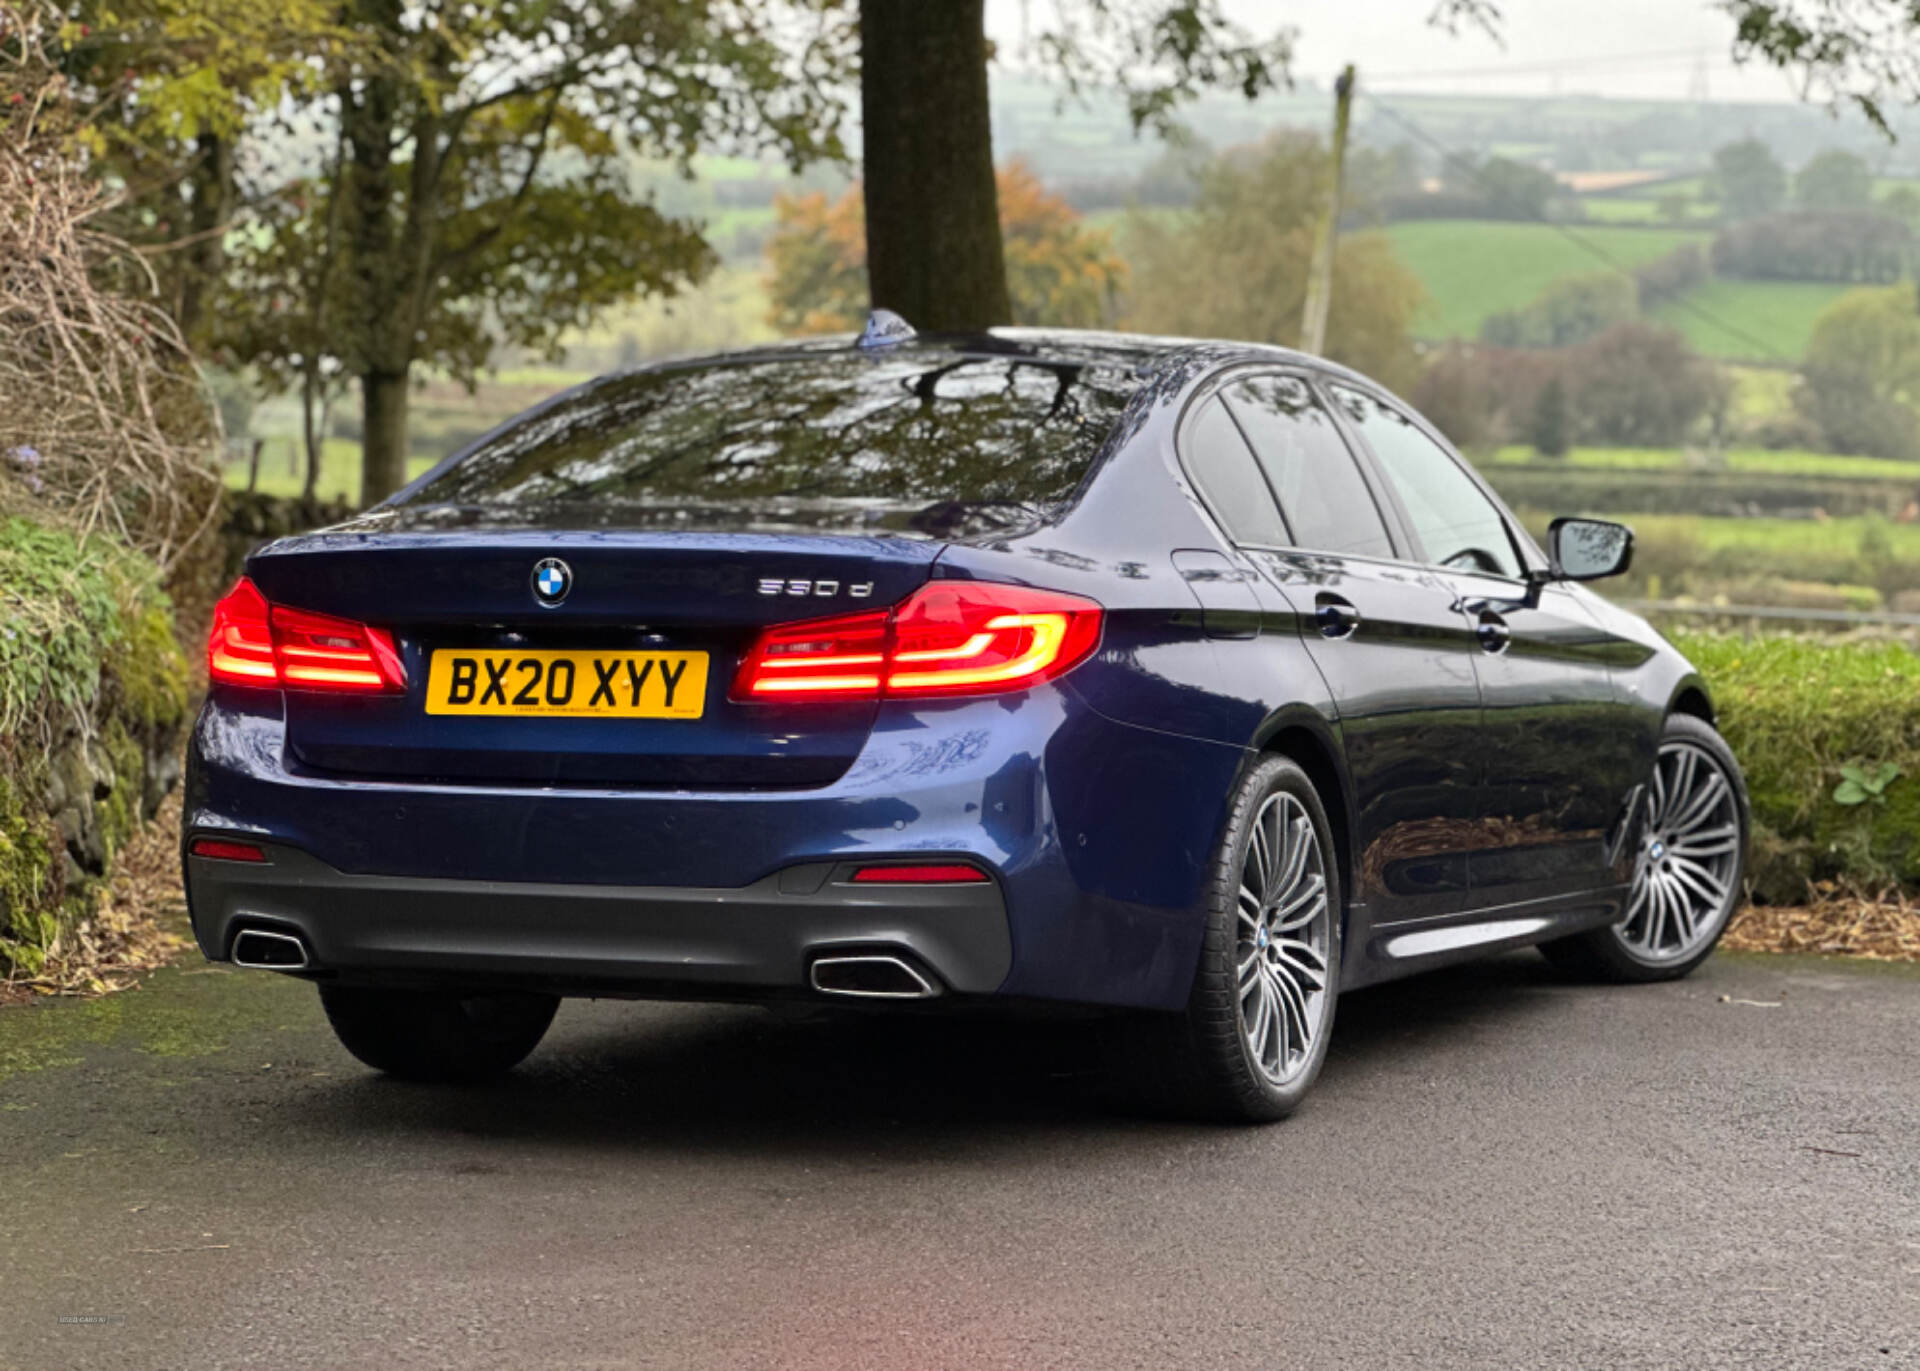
[190,838,268,863]
[732,581,1101,703]
[851,864,989,885]
[207,577,407,694]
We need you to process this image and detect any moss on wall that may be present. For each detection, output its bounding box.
[0,518,188,975]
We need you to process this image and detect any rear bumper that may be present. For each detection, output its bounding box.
[186,843,1010,998]
[184,682,1252,1009]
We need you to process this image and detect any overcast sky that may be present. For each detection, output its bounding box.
[984,0,1825,107]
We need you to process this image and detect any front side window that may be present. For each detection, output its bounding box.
[1223,375,1395,561]
[1330,386,1522,578]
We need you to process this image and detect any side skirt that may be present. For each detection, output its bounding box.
[1341,885,1630,990]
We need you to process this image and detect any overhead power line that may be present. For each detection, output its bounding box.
[1360,93,1790,363]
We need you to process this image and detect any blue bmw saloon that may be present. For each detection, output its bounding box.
[183,318,1749,1121]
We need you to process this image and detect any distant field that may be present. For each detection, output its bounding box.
[1578,198,1716,225]
[223,440,438,505]
[1480,444,1920,482]
[1647,277,1849,361]
[1382,220,1708,340]
[1627,512,1920,560]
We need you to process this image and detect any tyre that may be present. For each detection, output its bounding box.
[1539,712,1748,983]
[319,985,559,1082]
[1130,754,1343,1122]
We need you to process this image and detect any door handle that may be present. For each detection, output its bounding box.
[1314,593,1360,640]
[1475,609,1511,654]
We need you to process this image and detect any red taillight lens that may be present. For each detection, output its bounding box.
[731,581,1102,703]
[207,577,277,685]
[206,578,407,694]
[851,864,989,884]
[270,605,406,692]
[189,837,268,863]
[731,609,890,701]
[886,581,1102,697]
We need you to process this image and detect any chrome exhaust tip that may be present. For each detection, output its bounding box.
[809,953,940,1000]
[230,927,311,972]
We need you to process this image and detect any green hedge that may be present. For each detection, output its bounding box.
[1672,630,1920,901]
[0,518,189,974]
[1484,465,1908,519]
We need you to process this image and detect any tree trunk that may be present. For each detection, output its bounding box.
[177,132,234,345]
[359,371,409,504]
[858,0,1010,331]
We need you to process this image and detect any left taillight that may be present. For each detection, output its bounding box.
[732,580,1103,703]
[206,577,407,694]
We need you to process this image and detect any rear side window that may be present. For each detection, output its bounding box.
[402,349,1138,519]
[1223,375,1395,561]
[1330,386,1524,579]
[1182,398,1288,547]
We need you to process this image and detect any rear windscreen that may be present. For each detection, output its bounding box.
[401,347,1141,520]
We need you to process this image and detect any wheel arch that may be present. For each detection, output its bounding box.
[1255,715,1354,916]
[1668,675,1715,726]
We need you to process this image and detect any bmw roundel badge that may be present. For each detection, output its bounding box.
[531,557,572,607]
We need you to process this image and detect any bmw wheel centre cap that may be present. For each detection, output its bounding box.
[531,557,572,607]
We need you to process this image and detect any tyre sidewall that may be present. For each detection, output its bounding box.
[1588,712,1749,981]
[1190,754,1344,1121]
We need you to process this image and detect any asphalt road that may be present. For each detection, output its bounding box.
[2,949,1916,1370]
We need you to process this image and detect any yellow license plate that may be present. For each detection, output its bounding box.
[425,650,709,719]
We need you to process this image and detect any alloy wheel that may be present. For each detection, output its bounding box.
[1623,739,1742,962]
[1237,792,1332,1084]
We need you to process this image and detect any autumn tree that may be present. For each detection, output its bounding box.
[1122,132,1425,392]
[62,0,343,347]
[206,1,851,505]
[765,160,1126,334]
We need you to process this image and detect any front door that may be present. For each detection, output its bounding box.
[1327,383,1645,910]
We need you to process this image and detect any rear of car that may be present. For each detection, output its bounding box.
[183,334,1221,1015]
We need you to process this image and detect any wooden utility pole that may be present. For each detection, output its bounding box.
[1300,65,1356,358]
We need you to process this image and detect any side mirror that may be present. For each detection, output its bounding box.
[1548,517,1633,582]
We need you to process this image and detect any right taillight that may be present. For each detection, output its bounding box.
[731,581,1102,703]
[206,577,408,694]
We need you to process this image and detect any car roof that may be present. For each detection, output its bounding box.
[596,325,1376,392]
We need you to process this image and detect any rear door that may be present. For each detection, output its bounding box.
[1185,372,1484,924]
[1326,383,1644,908]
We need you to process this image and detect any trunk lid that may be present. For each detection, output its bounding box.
[247,526,941,788]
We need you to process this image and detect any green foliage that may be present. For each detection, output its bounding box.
[0,516,188,738]
[1671,631,1920,898]
[1714,138,1787,219]
[1124,131,1426,391]
[1567,324,1730,448]
[1796,149,1874,208]
[1796,285,1920,458]
[1480,271,1638,349]
[1528,374,1570,457]
[1441,154,1560,221]
[0,517,187,973]
[207,0,855,502]
[1833,761,1900,807]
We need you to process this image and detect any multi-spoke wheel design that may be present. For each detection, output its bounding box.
[1140,754,1343,1121]
[1539,713,1748,983]
[1236,791,1333,1086]
[1622,739,1742,963]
